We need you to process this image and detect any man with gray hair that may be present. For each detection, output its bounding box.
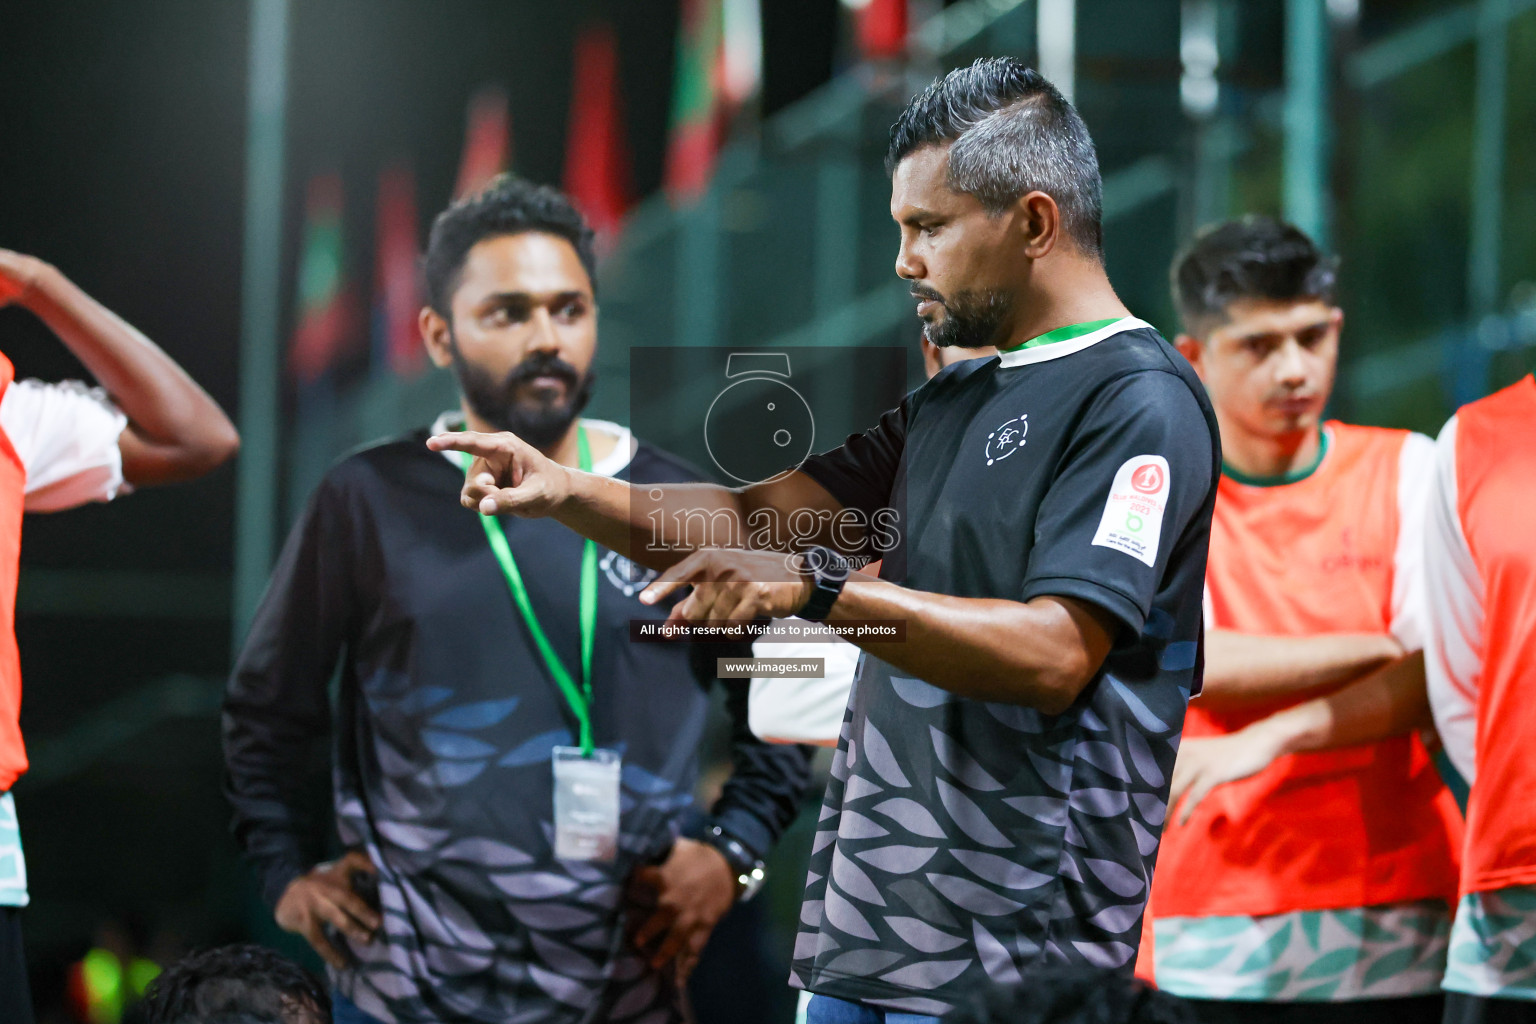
[433,57,1220,1024]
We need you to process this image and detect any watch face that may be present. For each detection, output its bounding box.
[703,376,816,486]
[804,546,828,574]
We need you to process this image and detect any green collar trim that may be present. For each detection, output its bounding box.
[1223,430,1331,487]
[1000,317,1124,353]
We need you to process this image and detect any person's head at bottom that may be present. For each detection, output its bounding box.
[129,944,330,1024]
[944,968,1193,1024]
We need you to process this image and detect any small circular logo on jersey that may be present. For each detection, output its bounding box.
[600,551,657,598]
[1130,463,1164,494]
[985,414,1028,466]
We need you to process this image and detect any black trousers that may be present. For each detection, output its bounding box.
[0,907,34,1024]
[1183,994,1445,1024]
[1443,993,1536,1024]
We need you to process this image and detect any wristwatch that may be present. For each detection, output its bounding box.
[700,825,768,902]
[795,545,850,623]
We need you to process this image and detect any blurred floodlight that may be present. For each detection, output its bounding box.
[1180,0,1220,118]
[1327,0,1360,25]
[1037,0,1075,102]
[723,0,763,105]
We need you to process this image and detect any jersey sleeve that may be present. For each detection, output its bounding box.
[1423,415,1481,783]
[0,378,129,511]
[223,470,359,905]
[796,400,908,524]
[1021,370,1215,636]
[1389,431,1436,651]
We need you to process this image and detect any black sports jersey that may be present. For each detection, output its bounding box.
[224,418,811,1024]
[789,319,1220,1015]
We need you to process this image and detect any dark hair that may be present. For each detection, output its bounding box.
[131,944,330,1024]
[1172,215,1338,336]
[887,56,1104,257]
[944,968,1195,1024]
[421,173,598,316]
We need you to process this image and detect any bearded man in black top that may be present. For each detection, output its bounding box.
[224,176,811,1024]
[436,61,1221,1023]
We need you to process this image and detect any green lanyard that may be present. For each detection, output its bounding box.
[455,426,599,755]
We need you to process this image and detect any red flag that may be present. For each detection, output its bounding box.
[455,87,512,201]
[563,22,633,250]
[289,174,361,385]
[856,0,908,60]
[372,162,423,377]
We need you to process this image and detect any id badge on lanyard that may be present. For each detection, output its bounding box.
[551,746,621,861]
[456,425,622,861]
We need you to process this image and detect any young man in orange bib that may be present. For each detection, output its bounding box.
[0,247,239,1024]
[1424,375,1536,1024]
[1135,218,1463,1023]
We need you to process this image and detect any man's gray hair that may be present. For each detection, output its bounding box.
[888,57,1104,258]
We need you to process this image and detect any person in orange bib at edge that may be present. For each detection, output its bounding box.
[1423,374,1536,1024]
[1134,218,1464,1024]
[0,247,240,1024]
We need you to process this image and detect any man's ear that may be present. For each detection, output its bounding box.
[1016,191,1061,260]
[1175,333,1206,380]
[420,306,454,368]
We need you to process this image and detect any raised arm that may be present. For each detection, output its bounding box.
[640,370,1213,717]
[0,249,239,485]
[1198,630,1405,711]
[427,429,855,567]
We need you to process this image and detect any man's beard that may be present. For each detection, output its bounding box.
[449,335,595,450]
[914,285,1012,349]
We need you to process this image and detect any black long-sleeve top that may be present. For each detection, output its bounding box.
[223,420,812,1024]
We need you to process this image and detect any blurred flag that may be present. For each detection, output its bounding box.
[563,21,632,250]
[664,0,761,204]
[372,162,423,377]
[289,174,361,385]
[664,0,723,203]
[852,0,908,60]
[454,87,512,201]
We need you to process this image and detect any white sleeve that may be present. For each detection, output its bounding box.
[0,379,129,512]
[1389,431,1436,651]
[1422,415,1481,783]
[747,623,859,746]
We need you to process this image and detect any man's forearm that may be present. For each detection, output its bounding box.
[823,577,1113,714]
[1247,650,1431,756]
[1200,630,1404,710]
[224,741,325,908]
[22,261,238,480]
[553,470,858,570]
[554,473,747,569]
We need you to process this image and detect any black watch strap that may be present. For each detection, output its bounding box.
[796,546,850,623]
[700,825,767,901]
